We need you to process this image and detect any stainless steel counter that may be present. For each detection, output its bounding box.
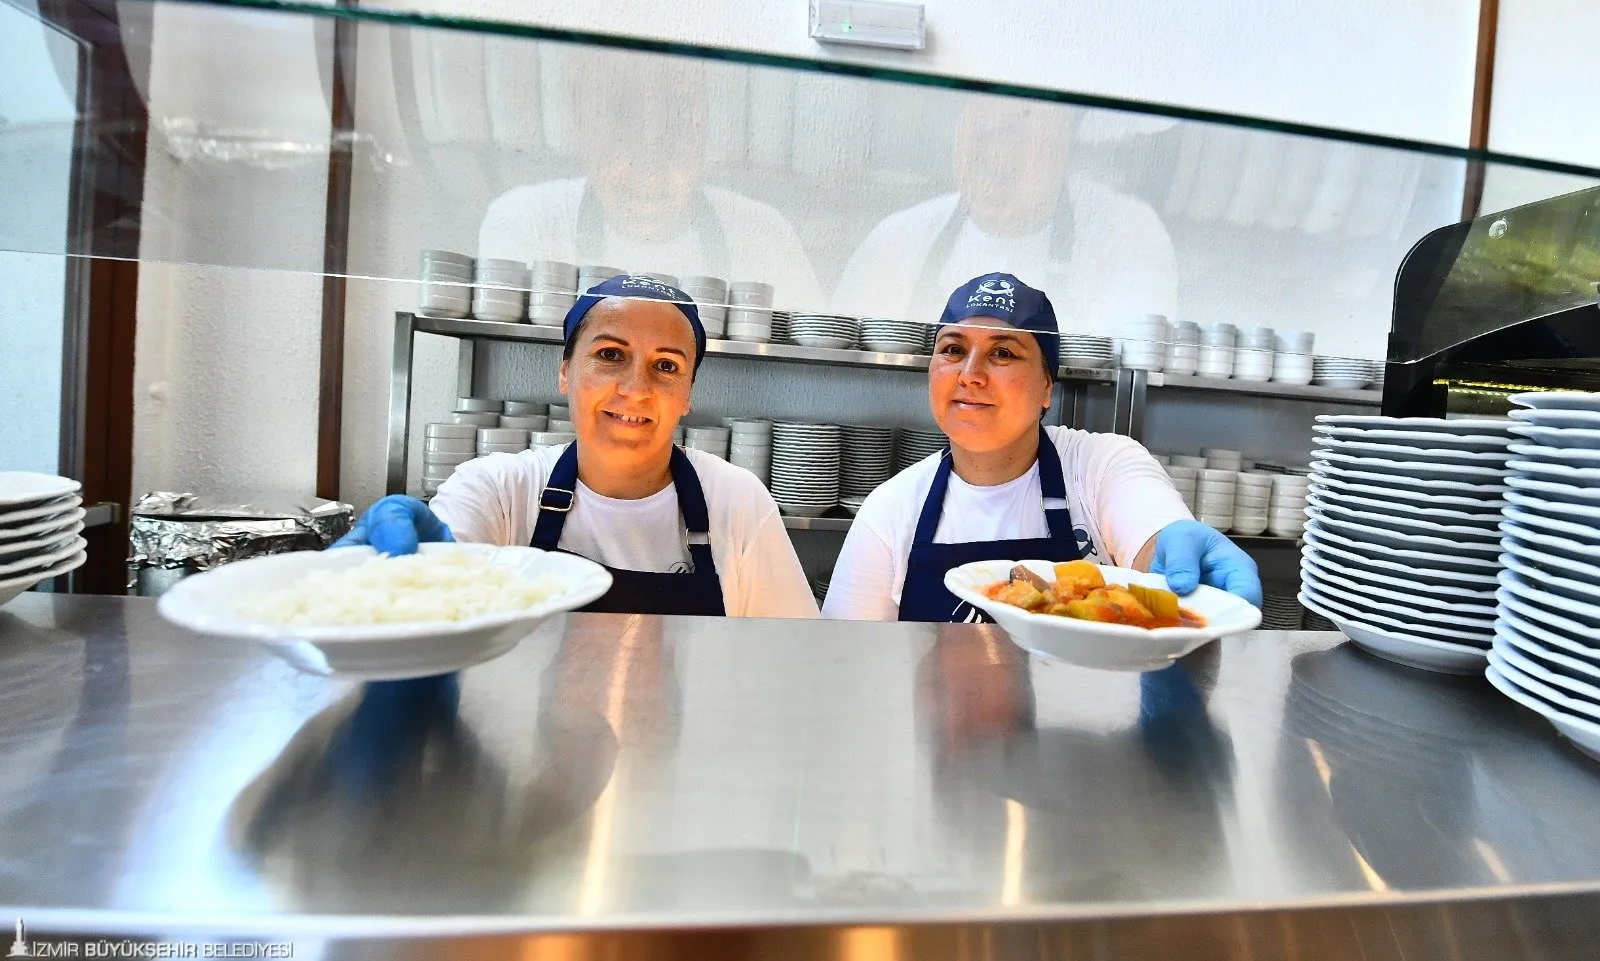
[2,595,1599,960]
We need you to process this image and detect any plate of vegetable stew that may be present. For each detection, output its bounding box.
[945,559,1262,672]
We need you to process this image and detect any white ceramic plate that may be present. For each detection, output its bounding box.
[1497,620,1600,687]
[1306,472,1505,513]
[0,508,87,546]
[1506,441,1600,468]
[1300,579,1492,643]
[1307,488,1503,529]
[0,536,86,578]
[1300,568,1496,632]
[1301,550,1497,604]
[0,495,82,528]
[1501,523,1600,577]
[1493,635,1600,712]
[1311,424,1512,451]
[1302,530,1498,589]
[0,524,86,566]
[1303,518,1500,572]
[0,473,81,508]
[1499,568,1600,630]
[0,549,86,608]
[1512,391,1600,412]
[157,543,614,681]
[943,560,1260,672]
[1489,649,1600,727]
[1311,436,1511,463]
[1509,407,1600,429]
[1504,500,1600,543]
[1499,596,1600,667]
[1315,414,1512,433]
[1501,551,1600,609]
[1298,589,1487,675]
[1506,457,1600,486]
[1507,423,1600,449]
[1313,449,1509,482]
[1305,502,1504,546]
[1506,474,1600,508]
[1308,459,1507,498]
[1486,664,1600,762]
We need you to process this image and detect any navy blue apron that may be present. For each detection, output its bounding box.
[530,444,727,616]
[898,426,1087,623]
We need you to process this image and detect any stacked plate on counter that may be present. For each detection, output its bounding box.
[770,422,841,517]
[0,473,87,607]
[1060,334,1115,369]
[788,314,859,350]
[1300,414,1514,674]
[840,425,896,514]
[896,427,948,472]
[1490,391,1600,761]
[1260,593,1305,630]
[859,318,927,355]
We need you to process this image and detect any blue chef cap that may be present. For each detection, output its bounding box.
[563,274,707,372]
[936,272,1060,379]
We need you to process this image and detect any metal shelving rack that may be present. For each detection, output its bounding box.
[389,311,1379,548]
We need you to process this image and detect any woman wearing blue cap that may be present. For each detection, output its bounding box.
[823,272,1261,623]
[337,276,818,618]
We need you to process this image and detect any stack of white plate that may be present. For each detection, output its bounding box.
[0,473,87,608]
[725,419,772,483]
[809,569,832,608]
[1490,391,1600,761]
[473,258,529,323]
[528,261,578,326]
[1312,356,1374,389]
[896,427,948,472]
[1116,314,1169,372]
[684,425,731,460]
[1261,594,1305,630]
[1060,334,1115,369]
[860,318,926,354]
[789,313,860,350]
[840,425,896,513]
[1268,473,1311,537]
[1199,324,1235,378]
[680,276,728,339]
[422,424,477,495]
[770,310,792,344]
[418,249,473,318]
[727,282,775,343]
[770,423,841,517]
[1300,414,1515,674]
[577,265,625,294]
[1165,320,1200,375]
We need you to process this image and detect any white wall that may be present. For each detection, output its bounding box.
[129,0,1489,511]
[0,4,78,475]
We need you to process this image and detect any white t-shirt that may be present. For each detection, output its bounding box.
[478,177,826,312]
[821,427,1191,622]
[830,180,1177,330]
[430,445,819,619]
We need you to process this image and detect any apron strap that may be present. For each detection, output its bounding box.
[911,428,1075,546]
[529,442,580,551]
[670,447,720,578]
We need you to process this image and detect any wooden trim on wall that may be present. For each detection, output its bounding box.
[316,7,359,501]
[1461,0,1501,220]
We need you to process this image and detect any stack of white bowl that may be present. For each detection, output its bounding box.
[1170,454,1209,471]
[578,265,625,293]
[449,397,502,428]
[528,261,578,326]
[1203,447,1243,470]
[1300,413,1514,674]
[1234,326,1275,382]
[499,400,548,431]
[679,276,729,339]
[1165,466,1198,513]
[1198,324,1236,378]
[725,419,773,484]
[684,425,731,460]
[418,249,474,318]
[1312,356,1374,389]
[1491,391,1600,761]
[1230,471,1273,535]
[530,429,576,449]
[1195,469,1237,530]
[1271,329,1315,385]
[789,314,859,350]
[1164,320,1201,375]
[860,318,927,354]
[422,424,476,496]
[770,422,841,517]
[1268,473,1311,537]
[472,258,530,323]
[1060,334,1115,369]
[1117,314,1169,372]
[477,427,530,456]
[727,281,775,343]
[896,427,948,472]
[840,425,896,514]
[0,473,87,608]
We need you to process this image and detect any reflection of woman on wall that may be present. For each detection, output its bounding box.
[832,99,1176,331]
[478,51,824,310]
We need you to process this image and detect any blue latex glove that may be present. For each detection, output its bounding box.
[332,495,455,557]
[1151,520,1263,608]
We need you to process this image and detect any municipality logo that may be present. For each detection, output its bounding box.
[8,918,29,957]
[620,275,677,296]
[966,278,1016,313]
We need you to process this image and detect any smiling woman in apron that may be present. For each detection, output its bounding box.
[336,275,818,618]
[821,273,1261,623]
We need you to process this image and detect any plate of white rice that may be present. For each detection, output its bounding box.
[157,543,613,680]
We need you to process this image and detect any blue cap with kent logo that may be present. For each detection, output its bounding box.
[936,272,1060,379]
[563,274,707,373]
